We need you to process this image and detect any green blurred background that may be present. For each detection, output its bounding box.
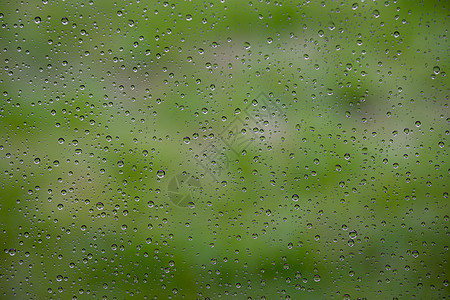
[0,0,448,299]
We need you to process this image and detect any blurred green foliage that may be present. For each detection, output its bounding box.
[0,0,448,299]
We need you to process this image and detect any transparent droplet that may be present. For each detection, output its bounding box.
[373,9,380,18]
[61,17,69,25]
[156,170,165,178]
[433,66,440,74]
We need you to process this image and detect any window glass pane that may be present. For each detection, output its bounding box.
[1,0,448,299]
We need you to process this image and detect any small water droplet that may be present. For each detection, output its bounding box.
[373,9,380,18]
[156,170,165,178]
[433,66,440,74]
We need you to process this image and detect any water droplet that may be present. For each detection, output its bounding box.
[433,66,440,74]
[61,17,69,25]
[156,170,165,178]
[373,9,380,18]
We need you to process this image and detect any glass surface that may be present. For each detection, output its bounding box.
[1,0,448,299]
